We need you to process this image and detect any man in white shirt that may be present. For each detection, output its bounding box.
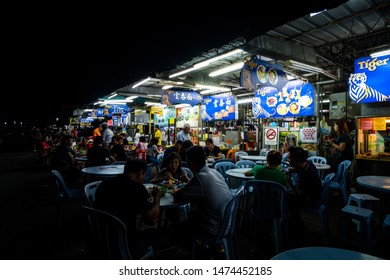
[176,123,191,142]
[101,122,114,148]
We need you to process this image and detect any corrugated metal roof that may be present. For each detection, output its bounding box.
[82,0,389,109]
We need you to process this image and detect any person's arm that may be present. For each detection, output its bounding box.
[142,187,162,225]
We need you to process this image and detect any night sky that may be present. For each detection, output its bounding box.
[2,1,346,121]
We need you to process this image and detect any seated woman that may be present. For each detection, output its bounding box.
[204,138,223,160]
[150,152,190,184]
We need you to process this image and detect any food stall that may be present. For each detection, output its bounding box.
[348,53,390,177]
[243,56,317,153]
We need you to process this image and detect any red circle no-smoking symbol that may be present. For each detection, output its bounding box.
[266,128,276,140]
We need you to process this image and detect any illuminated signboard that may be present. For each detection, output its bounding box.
[240,57,288,91]
[161,89,202,106]
[252,80,315,118]
[201,93,237,121]
[348,55,390,103]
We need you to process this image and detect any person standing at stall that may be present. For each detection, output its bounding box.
[176,123,191,143]
[154,125,162,149]
[325,119,354,173]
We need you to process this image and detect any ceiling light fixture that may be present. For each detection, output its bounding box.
[107,92,117,99]
[209,62,244,77]
[370,49,390,58]
[132,77,151,88]
[237,98,253,104]
[169,49,246,78]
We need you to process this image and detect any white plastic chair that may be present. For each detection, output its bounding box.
[234,151,248,163]
[84,180,102,206]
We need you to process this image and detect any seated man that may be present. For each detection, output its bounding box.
[93,159,162,259]
[286,146,322,208]
[170,145,233,250]
[244,150,288,187]
[204,138,223,160]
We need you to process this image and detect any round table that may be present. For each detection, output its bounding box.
[313,163,331,179]
[81,164,124,178]
[271,246,383,260]
[356,175,390,223]
[225,168,253,180]
[357,176,390,194]
[240,155,267,164]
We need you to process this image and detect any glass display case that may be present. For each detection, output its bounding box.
[355,116,390,177]
[355,116,390,159]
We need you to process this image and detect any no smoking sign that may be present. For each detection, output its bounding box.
[264,127,278,145]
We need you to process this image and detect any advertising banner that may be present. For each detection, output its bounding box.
[348,54,390,103]
[201,93,237,121]
[176,105,199,128]
[252,79,315,118]
[161,89,202,106]
[90,104,130,117]
[240,57,288,91]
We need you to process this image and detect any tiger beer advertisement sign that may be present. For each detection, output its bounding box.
[348,54,390,103]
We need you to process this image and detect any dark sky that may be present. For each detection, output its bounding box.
[3,1,346,122]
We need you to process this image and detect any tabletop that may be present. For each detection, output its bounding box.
[144,183,188,209]
[271,246,383,260]
[81,164,124,177]
[240,155,267,163]
[225,168,253,180]
[356,175,390,194]
[313,163,331,170]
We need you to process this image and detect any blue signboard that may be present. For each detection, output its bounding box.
[240,57,289,91]
[201,93,237,121]
[348,55,390,103]
[161,89,202,106]
[89,104,130,117]
[252,80,315,118]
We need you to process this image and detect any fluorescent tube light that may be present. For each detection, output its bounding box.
[287,60,324,72]
[132,77,151,88]
[169,49,245,78]
[107,93,117,99]
[162,85,173,90]
[237,98,253,104]
[370,49,390,58]
[209,62,244,77]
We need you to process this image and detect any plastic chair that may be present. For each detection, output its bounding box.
[143,163,154,183]
[259,148,270,156]
[157,153,164,167]
[243,179,288,255]
[80,206,154,260]
[226,149,236,162]
[192,185,245,260]
[329,160,352,205]
[294,172,336,244]
[234,151,248,163]
[214,161,237,188]
[84,180,102,206]
[235,160,256,169]
[307,156,327,164]
[182,167,193,179]
[51,170,84,224]
[210,158,233,169]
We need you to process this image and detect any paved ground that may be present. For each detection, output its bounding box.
[0,135,388,260]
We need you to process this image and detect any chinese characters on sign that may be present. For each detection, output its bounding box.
[201,93,237,121]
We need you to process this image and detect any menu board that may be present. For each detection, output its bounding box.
[201,93,238,121]
[176,105,199,128]
[161,89,202,106]
[252,80,315,118]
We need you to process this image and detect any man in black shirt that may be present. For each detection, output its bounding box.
[93,159,162,259]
